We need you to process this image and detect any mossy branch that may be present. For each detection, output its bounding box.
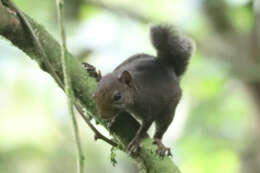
[0,1,181,173]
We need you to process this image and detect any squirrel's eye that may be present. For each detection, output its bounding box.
[113,92,121,101]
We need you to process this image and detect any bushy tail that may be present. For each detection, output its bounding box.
[150,25,195,77]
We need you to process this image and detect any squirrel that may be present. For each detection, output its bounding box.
[93,25,195,156]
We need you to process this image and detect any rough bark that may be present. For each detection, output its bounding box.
[0,2,181,173]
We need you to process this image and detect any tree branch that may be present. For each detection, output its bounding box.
[199,0,260,82]
[85,0,153,23]
[203,0,236,34]
[0,2,181,173]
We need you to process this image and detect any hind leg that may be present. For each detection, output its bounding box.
[153,111,175,157]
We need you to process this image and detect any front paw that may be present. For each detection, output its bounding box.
[127,138,142,155]
[107,116,117,130]
[82,62,101,81]
[153,138,172,157]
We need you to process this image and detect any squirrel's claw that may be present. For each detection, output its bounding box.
[82,62,102,81]
[107,116,117,130]
[156,145,172,157]
[153,138,172,157]
[127,138,142,155]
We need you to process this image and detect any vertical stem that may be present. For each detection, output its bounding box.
[56,1,84,173]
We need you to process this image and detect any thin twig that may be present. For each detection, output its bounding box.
[75,103,118,147]
[56,1,84,173]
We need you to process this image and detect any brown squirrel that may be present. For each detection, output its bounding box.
[93,25,194,156]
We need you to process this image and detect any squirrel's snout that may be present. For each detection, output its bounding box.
[97,107,117,120]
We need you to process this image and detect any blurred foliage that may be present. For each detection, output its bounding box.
[0,0,255,173]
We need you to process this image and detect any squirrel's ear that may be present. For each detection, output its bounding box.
[118,71,133,87]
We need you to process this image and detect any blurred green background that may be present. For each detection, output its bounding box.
[1,0,260,173]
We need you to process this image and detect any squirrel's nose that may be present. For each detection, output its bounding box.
[97,108,115,120]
